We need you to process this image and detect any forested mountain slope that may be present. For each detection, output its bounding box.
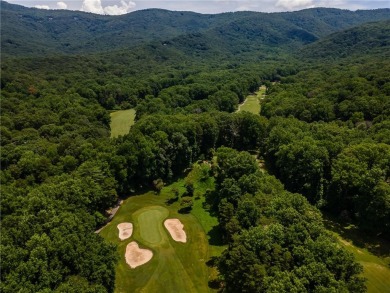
[302,20,390,60]
[1,1,390,57]
[259,21,390,237]
[0,1,240,56]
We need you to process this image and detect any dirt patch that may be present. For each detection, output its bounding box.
[164,219,187,243]
[125,241,153,268]
[117,222,133,241]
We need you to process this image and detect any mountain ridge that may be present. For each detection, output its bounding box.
[301,20,390,60]
[2,1,390,57]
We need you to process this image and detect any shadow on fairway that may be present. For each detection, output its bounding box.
[208,225,224,246]
[208,279,222,290]
[165,196,179,205]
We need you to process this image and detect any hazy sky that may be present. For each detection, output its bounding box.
[4,0,390,15]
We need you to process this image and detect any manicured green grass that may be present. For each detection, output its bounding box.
[99,177,218,292]
[324,217,390,293]
[236,86,266,115]
[333,233,390,293]
[186,163,226,256]
[135,206,169,245]
[184,163,227,285]
[110,109,136,138]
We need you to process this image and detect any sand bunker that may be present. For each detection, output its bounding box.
[164,219,187,243]
[117,222,133,240]
[125,241,153,268]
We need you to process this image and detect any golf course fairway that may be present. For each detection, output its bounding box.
[110,109,136,138]
[99,191,212,293]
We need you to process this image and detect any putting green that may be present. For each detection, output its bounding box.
[99,191,212,292]
[135,206,169,245]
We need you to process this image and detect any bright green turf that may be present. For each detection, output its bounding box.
[99,183,215,293]
[135,206,169,245]
[333,233,390,293]
[110,109,136,138]
[186,163,226,257]
[324,217,390,293]
[236,86,266,115]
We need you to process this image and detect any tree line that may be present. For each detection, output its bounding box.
[261,59,390,237]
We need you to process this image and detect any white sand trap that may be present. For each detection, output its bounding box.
[125,241,153,268]
[117,222,133,240]
[164,219,187,243]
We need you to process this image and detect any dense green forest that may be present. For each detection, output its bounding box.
[1,1,389,292]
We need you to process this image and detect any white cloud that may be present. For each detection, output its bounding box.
[81,0,135,15]
[103,0,136,15]
[34,4,50,9]
[316,0,364,10]
[276,0,315,10]
[236,3,261,12]
[57,1,68,9]
[6,0,390,14]
[82,0,104,14]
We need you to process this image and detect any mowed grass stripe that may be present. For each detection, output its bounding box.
[110,109,136,138]
[330,233,390,293]
[324,215,390,293]
[361,262,390,292]
[237,95,261,114]
[143,243,197,293]
[236,85,266,115]
[324,221,390,293]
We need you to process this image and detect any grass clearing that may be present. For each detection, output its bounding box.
[99,167,222,292]
[324,216,390,293]
[236,85,266,115]
[110,109,136,138]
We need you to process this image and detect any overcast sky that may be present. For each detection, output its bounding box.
[4,0,390,15]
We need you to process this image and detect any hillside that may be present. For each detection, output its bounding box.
[0,1,237,56]
[1,1,390,57]
[301,20,390,60]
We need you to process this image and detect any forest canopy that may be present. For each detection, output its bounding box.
[1,3,389,292]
